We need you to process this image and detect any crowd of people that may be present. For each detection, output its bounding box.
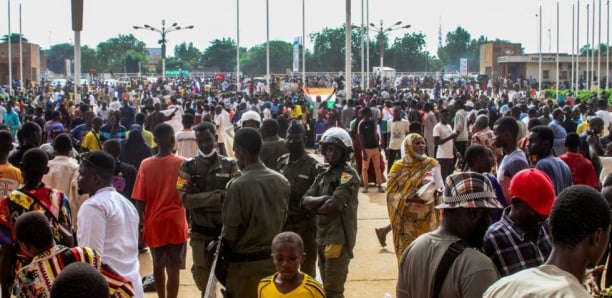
[0,74,611,298]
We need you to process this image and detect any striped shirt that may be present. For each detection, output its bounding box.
[12,245,135,297]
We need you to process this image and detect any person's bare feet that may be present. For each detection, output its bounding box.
[375,228,387,247]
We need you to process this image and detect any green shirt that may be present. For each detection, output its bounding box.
[177,153,239,234]
[260,136,290,171]
[304,164,360,257]
[277,153,322,224]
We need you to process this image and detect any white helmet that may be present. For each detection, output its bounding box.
[320,127,353,160]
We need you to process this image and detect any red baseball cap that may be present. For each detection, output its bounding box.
[509,168,556,216]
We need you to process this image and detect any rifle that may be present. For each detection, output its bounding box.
[204,228,225,298]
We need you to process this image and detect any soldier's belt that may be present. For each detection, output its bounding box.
[229,250,271,263]
[286,213,314,224]
[190,224,222,237]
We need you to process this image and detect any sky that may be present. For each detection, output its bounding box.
[1,0,610,58]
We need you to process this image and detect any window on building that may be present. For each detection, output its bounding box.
[560,71,568,80]
[543,70,550,80]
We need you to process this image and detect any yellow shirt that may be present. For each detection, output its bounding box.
[576,121,605,137]
[126,129,157,149]
[258,273,324,298]
[0,163,22,197]
[82,130,102,152]
[290,105,303,120]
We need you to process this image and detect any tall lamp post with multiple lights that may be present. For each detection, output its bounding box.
[133,20,193,81]
[369,20,410,81]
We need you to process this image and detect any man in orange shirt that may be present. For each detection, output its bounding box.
[132,123,188,298]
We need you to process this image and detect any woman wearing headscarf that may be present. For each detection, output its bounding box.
[120,125,153,170]
[376,133,444,260]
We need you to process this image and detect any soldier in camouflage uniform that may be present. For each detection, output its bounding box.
[176,121,239,296]
[277,123,322,277]
[301,127,360,298]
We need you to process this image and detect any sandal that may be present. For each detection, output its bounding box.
[375,228,387,247]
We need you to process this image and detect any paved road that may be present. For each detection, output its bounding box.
[139,153,398,297]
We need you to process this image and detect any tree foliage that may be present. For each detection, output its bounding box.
[309,25,351,72]
[0,33,28,43]
[437,26,514,72]
[387,33,429,71]
[241,41,293,75]
[44,43,74,74]
[201,38,240,72]
[96,34,147,73]
[40,24,536,76]
[174,42,202,69]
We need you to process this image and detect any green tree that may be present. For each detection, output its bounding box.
[387,32,428,71]
[241,41,293,75]
[0,33,28,43]
[174,42,202,69]
[123,50,148,73]
[80,46,98,75]
[43,43,74,74]
[201,38,241,72]
[310,25,350,72]
[580,43,609,56]
[437,26,471,71]
[43,43,98,75]
[96,34,146,73]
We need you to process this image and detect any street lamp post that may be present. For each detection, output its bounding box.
[133,20,193,82]
[369,20,410,82]
[370,20,411,68]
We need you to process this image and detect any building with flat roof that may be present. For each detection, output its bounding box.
[480,43,523,77]
[497,53,610,86]
[480,42,611,87]
[0,42,41,86]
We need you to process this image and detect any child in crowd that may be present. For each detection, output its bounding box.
[174,113,197,158]
[258,232,324,298]
[0,130,22,197]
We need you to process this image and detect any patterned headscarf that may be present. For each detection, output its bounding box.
[388,134,439,199]
[401,133,427,164]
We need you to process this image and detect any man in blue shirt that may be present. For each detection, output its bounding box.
[548,108,567,155]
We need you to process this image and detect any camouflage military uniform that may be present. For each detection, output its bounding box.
[177,153,239,291]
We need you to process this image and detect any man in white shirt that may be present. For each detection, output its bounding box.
[77,151,144,298]
[423,103,438,158]
[453,100,469,159]
[386,107,410,172]
[214,104,233,157]
[433,109,457,179]
[175,114,198,158]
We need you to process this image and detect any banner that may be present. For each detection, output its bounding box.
[293,37,300,72]
[460,58,468,76]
